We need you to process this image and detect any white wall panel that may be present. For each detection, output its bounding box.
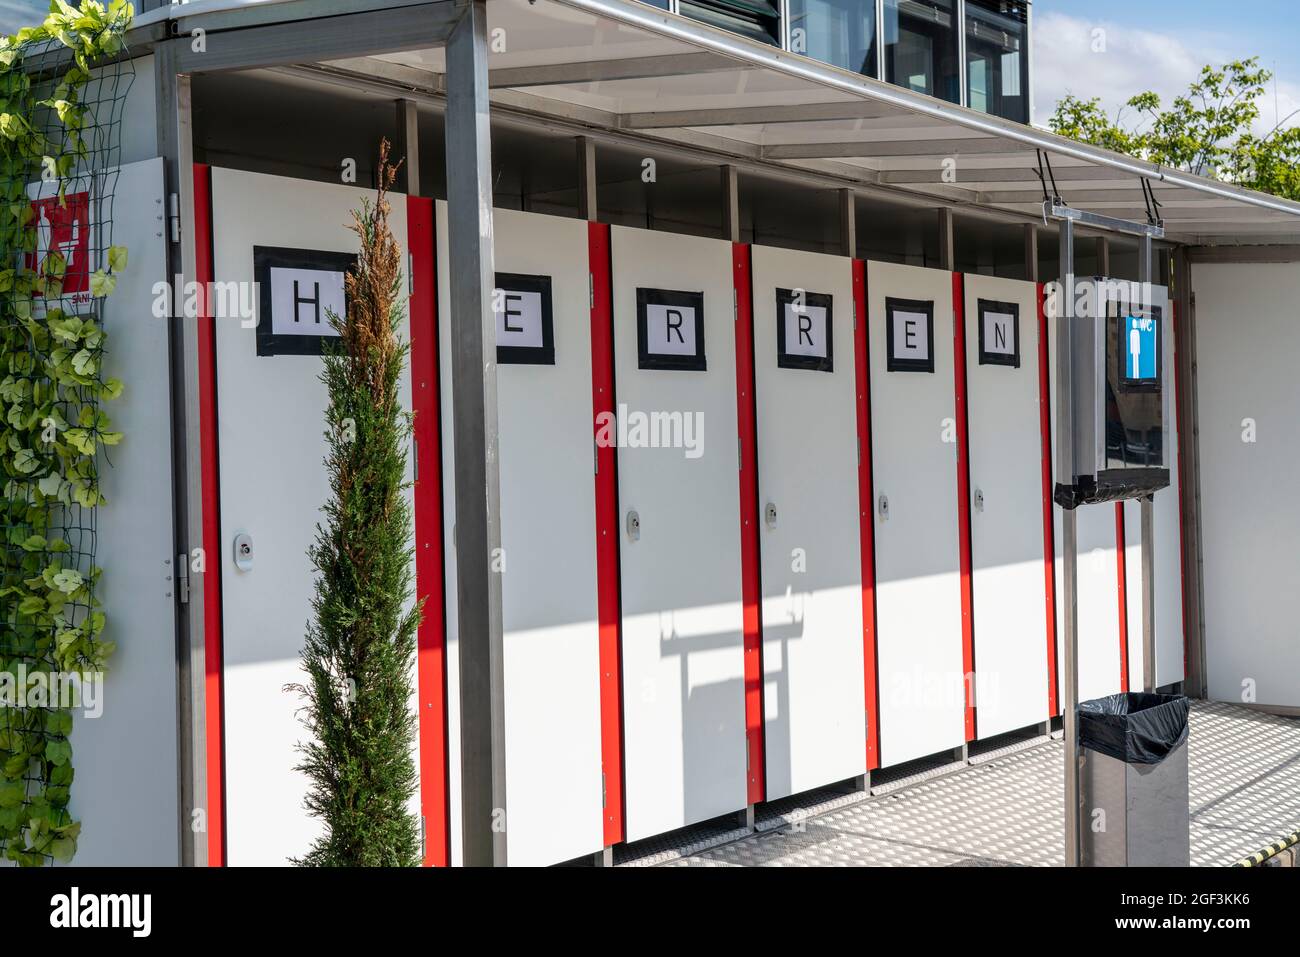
[211,169,414,865]
[610,226,746,840]
[962,274,1049,737]
[1193,262,1300,707]
[866,261,965,767]
[436,206,603,866]
[750,245,864,798]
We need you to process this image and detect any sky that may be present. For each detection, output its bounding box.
[1032,0,1300,133]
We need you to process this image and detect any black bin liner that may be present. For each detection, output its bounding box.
[1078,693,1189,765]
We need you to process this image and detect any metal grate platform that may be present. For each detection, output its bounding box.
[638,701,1300,867]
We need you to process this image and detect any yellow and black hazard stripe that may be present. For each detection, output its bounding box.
[1233,827,1300,867]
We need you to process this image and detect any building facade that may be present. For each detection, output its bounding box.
[641,0,1032,122]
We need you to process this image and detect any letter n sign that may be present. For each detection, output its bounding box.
[495,273,554,365]
[977,299,1020,368]
[254,246,356,356]
[885,296,934,373]
[776,288,833,372]
[637,288,706,371]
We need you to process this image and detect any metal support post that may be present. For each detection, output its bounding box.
[1138,233,1156,691]
[1058,216,1081,867]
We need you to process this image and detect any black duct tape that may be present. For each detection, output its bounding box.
[1078,692,1190,765]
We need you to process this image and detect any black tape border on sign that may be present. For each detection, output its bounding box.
[495,272,555,366]
[636,287,707,371]
[253,245,357,357]
[976,297,1020,368]
[775,287,833,373]
[885,296,935,374]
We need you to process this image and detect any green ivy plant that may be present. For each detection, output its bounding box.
[0,1,132,866]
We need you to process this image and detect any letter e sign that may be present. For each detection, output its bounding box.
[977,299,1020,368]
[637,288,706,371]
[885,296,934,373]
[776,288,833,372]
[495,273,555,365]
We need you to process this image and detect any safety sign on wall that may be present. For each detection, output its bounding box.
[886,297,934,373]
[637,288,706,371]
[495,273,555,365]
[253,246,356,356]
[776,288,833,372]
[977,299,1020,368]
[27,190,94,316]
[1121,312,1160,389]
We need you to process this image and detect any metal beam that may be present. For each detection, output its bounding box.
[490,52,743,89]
[721,165,741,242]
[1048,203,1164,239]
[762,138,1034,159]
[577,135,598,221]
[840,188,856,258]
[170,1,459,73]
[1139,233,1157,693]
[619,100,909,129]
[1096,236,1110,276]
[1058,214,1080,868]
[395,98,421,196]
[937,206,954,271]
[1024,223,1039,282]
[881,165,1119,185]
[445,0,507,868]
[156,41,204,869]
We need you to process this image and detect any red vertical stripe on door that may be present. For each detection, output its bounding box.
[733,242,765,805]
[1036,282,1059,716]
[589,222,626,846]
[407,196,450,866]
[1115,503,1130,692]
[853,261,881,770]
[193,163,226,866]
[951,272,976,742]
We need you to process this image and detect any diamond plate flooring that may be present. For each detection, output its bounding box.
[644,701,1300,867]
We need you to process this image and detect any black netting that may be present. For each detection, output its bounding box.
[0,17,133,865]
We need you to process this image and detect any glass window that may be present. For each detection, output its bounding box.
[964,0,1030,123]
[788,0,878,78]
[883,0,960,104]
[679,0,782,46]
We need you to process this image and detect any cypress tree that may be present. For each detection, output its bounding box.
[293,140,422,866]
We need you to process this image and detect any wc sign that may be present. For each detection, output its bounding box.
[1124,313,1159,383]
[637,288,706,371]
[253,246,357,356]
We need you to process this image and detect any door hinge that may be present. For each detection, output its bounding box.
[420,815,427,859]
[593,435,599,475]
[589,273,594,310]
[412,438,419,483]
[602,772,607,809]
[176,553,190,605]
[408,253,414,295]
[733,288,738,322]
[852,301,857,329]
[168,192,180,244]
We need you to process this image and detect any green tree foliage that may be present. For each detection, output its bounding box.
[292,141,422,867]
[1049,57,1300,200]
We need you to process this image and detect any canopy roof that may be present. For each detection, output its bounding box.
[143,0,1300,245]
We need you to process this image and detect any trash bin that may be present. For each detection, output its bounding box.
[1078,692,1191,867]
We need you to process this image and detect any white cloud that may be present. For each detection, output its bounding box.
[1032,11,1300,135]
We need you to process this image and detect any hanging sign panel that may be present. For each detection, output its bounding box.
[776,287,833,372]
[495,272,555,365]
[886,296,934,373]
[977,298,1020,368]
[253,246,355,356]
[637,288,706,370]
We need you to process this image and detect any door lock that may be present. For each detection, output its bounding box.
[626,510,640,542]
[233,532,254,572]
[764,502,778,529]
[974,487,985,512]
[877,494,889,522]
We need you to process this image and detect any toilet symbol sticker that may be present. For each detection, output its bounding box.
[254,246,357,356]
[977,298,1020,368]
[776,288,833,372]
[494,273,554,365]
[885,296,935,373]
[1120,310,1160,390]
[637,288,706,371]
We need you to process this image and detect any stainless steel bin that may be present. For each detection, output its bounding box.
[1078,693,1190,867]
